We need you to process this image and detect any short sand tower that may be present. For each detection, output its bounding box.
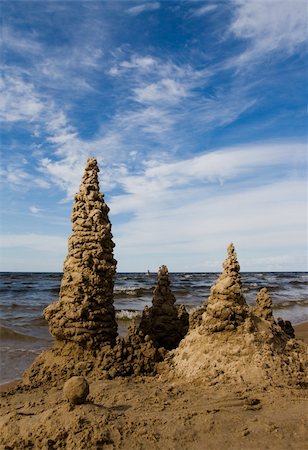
[139,265,189,350]
[44,157,118,347]
[203,243,248,332]
[253,287,273,321]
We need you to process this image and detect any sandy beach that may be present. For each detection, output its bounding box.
[0,321,307,449]
[0,377,307,450]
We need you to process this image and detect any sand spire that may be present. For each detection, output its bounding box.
[253,288,273,321]
[139,265,189,349]
[203,243,248,332]
[44,157,118,347]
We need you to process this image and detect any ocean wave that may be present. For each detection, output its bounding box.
[288,280,308,286]
[0,325,46,342]
[27,317,48,327]
[114,287,153,298]
[0,347,43,355]
[273,299,308,309]
[0,287,32,293]
[116,310,142,320]
[114,286,194,299]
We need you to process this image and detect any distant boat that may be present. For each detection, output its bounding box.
[146,270,151,276]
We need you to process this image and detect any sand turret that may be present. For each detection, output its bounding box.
[44,157,118,347]
[139,265,189,350]
[253,288,273,321]
[203,243,248,332]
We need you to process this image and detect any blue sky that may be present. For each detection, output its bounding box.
[0,0,307,272]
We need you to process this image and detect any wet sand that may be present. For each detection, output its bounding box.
[294,321,308,343]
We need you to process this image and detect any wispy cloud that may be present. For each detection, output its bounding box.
[192,4,218,17]
[0,165,30,186]
[0,75,44,123]
[109,140,306,271]
[230,0,307,64]
[113,175,306,271]
[110,141,306,214]
[2,25,42,56]
[126,2,160,16]
[2,1,307,271]
[133,78,190,104]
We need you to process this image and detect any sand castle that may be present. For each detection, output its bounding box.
[202,243,248,332]
[23,159,165,385]
[44,158,118,347]
[2,158,307,450]
[171,245,307,387]
[21,158,306,391]
[139,265,189,350]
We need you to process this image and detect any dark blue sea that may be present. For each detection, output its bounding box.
[1,272,307,384]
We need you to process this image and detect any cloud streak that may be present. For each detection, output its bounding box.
[230,0,307,64]
[126,2,160,16]
[192,4,218,17]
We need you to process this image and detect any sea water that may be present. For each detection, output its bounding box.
[1,272,307,384]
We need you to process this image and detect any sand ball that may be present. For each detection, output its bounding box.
[63,376,89,405]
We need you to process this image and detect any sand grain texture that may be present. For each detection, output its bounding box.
[1,377,307,450]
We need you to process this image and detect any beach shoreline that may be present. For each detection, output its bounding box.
[1,321,307,394]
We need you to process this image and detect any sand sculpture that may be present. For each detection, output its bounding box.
[170,243,307,387]
[20,160,306,392]
[202,243,248,332]
[253,287,273,321]
[23,158,165,386]
[254,288,295,337]
[44,158,118,347]
[139,265,189,350]
[108,323,164,377]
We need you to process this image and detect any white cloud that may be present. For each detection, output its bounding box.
[105,140,307,271]
[230,0,307,62]
[47,132,78,144]
[2,25,42,56]
[134,78,189,104]
[29,206,42,214]
[0,233,66,252]
[121,56,156,70]
[113,175,307,271]
[126,2,160,16]
[192,4,218,17]
[0,75,44,123]
[110,141,306,214]
[107,51,255,138]
[0,165,30,186]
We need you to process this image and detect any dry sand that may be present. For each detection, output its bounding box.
[0,376,307,450]
[0,322,307,450]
